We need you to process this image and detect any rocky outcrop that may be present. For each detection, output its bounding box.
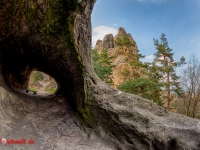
[95,34,115,54]
[0,1,200,150]
[94,27,139,86]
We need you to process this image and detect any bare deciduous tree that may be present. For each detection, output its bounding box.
[180,54,200,118]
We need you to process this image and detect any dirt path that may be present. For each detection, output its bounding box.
[26,89,54,96]
[0,87,114,150]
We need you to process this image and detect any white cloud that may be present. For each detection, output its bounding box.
[190,39,194,43]
[158,56,164,60]
[141,54,154,63]
[92,25,118,47]
[145,55,154,60]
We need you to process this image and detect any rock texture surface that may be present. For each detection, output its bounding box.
[95,34,115,54]
[0,87,113,150]
[94,27,140,86]
[0,1,200,150]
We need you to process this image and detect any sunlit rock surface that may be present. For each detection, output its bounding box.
[94,27,141,87]
[0,0,200,150]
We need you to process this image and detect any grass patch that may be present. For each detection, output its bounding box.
[45,88,56,93]
[29,87,38,93]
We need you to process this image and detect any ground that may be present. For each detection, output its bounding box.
[0,87,114,150]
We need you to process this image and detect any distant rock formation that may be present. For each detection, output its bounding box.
[94,27,139,86]
[95,34,114,54]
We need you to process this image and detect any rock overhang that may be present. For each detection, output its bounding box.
[0,0,88,111]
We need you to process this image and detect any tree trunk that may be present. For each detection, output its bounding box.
[192,98,198,118]
[0,1,200,149]
[164,55,171,109]
[166,71,170,109]
[186,96,191,116]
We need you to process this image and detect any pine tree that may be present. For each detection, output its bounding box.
[117,78,164,105]
[153,33,185,109]
[115,34,164,105]
[117,49,164,105]
[115,35,146,80]
[92,49,114,85]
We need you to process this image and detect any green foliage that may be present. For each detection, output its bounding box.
[115,35,135,46]
[132,61,146,79]
[92,49,114,85]
[45,88,56,93]
[120,49,146,80]
[142,63,162,82]
[30,71,44,84]
[153,33,185,108]
[116,47,165,106]
[91,49,99,62]
[116,46,165,106]
[29,87,38,93]
[121,68,131,78]
[117,78,164,105]
[153,33,185,83]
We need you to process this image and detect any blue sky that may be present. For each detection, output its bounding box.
[91,0,200,63]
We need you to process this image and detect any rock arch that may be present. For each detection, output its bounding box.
[0,0,199,149]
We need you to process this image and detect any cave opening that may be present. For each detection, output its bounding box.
[0,36,85,112]
[27,70,58,96]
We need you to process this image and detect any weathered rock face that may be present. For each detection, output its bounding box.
[94,27,139,86]
[0,1,200,150]
[95,34,115,54]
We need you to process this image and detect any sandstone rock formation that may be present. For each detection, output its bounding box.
[95,34,115,54]
[0,0,200,150]
[94,27,140,86]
